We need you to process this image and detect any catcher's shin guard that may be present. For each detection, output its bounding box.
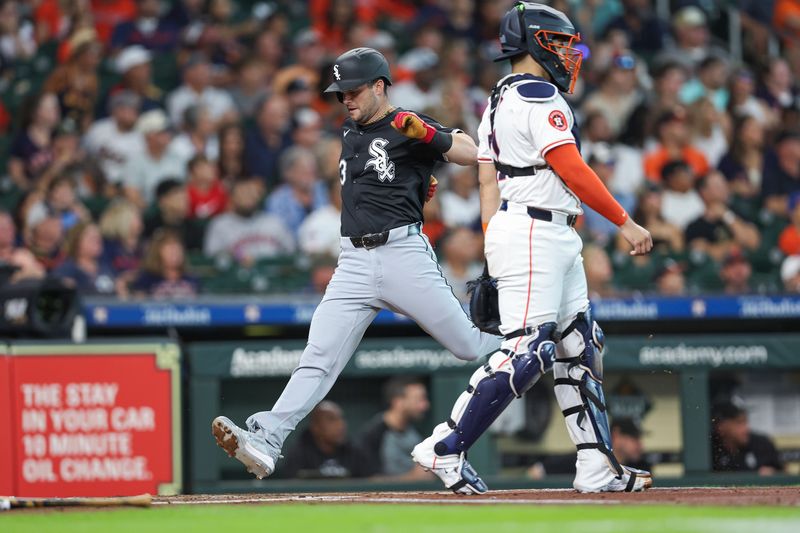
[434,323,557,456]
[554,311,648,490]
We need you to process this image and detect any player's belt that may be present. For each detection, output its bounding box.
[494,162,550,177]
[500,200,578,227]
[349,223,421,249]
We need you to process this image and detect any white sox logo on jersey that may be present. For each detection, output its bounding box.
[333,64,341,80]
[365,138,395,182]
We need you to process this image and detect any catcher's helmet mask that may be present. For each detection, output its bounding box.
[324,47,393,101]
[496,1,583,94]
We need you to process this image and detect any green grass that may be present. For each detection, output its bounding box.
[3,505,800,533]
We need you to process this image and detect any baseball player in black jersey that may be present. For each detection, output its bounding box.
[212,47,499,492]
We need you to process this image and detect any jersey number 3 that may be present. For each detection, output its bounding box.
[339,159,347,185]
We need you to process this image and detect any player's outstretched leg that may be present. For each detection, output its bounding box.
[553,311,652,492]
[211,416,276,479]
[412,323,557,494]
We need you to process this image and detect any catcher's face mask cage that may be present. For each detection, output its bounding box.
[496,2,583,94]
[532,29,583,94]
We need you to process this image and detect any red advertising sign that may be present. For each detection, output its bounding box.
[2,343,181,497]
[0,346,12,495]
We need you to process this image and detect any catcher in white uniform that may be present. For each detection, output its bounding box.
[411,2,654,494]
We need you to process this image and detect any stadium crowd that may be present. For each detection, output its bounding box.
[1,0,800,300]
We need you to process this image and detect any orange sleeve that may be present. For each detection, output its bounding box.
[545,143,629,226]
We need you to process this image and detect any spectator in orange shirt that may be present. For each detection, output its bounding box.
[644,108,710,182]
[779,192,800,256]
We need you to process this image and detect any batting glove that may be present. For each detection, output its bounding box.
[426,176,438,203]
[392,112,453,153]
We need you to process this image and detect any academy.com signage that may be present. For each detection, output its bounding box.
[229,346,472,377]
[638,344,768,367]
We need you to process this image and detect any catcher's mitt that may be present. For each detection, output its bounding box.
[467,263,501,335]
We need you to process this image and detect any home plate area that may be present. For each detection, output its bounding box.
[154,487,800,507]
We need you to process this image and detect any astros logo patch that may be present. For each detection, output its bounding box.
[548,110,568,131]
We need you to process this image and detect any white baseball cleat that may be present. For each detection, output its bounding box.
[411,440,488,495]
[212,416,275,479]
[575,465,653,493]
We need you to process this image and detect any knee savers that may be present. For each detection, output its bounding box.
[434,323,557,457]
[554,312,622,475]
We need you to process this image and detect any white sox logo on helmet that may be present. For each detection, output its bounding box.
[365,138,395,182]
[333,65,341,80]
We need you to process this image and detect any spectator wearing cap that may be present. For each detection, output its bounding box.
[0,211,45,282]
[781,255,800,292]
[711,402,784,475]
[761,131,800,217]
[654,258,686,296]
[660,5,713,68]
[204,176,295,266]
[778,192,800,256]
[123,109,186,208]
[286,78,316,116]
[720,249,753,294]
[265,147,328,235]
[440,165,480,228]
[643,108,710,183]
[244,94,292,190]
[717,115,765,202]
[298,179,342,260]
[186,155,228,219]
[43,28,101,131]
[109,0,178,53]
[581,143,635,247]
[104,45,163,116]
[582,52,642,138]
[291,107,325,150]
[166,53,236,129]
[679,55,731,112]
[53,221,118,296]
[528,418,651,478]
[601,0,668,54]
[228,56,270,118]
[171,104,220,167]
[143,179,205,251]
[391,47,442,112]
[272,28,324,95]
[659,160,705,231]
[685,171,760,263]
[84,91,145,185]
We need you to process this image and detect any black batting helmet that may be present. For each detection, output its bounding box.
[324,47,392,95]
[495,2,583,94]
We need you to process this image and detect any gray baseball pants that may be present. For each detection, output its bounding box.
[247,223,501,458]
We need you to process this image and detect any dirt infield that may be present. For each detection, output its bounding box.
[155,487,800,507]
